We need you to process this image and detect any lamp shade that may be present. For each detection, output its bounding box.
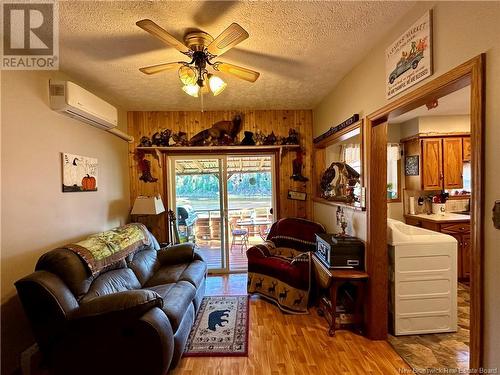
[131,195,165,215]
[208,74,227,96]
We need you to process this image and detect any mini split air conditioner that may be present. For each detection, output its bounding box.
[49,80,133,142]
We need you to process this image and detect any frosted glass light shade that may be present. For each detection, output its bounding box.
[208,74,227,96]
[178,65,197,85]
[182,84,200,97]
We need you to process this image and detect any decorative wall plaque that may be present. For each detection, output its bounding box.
[405,155,419,176]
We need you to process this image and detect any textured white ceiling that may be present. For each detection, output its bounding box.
[59,1,416,111]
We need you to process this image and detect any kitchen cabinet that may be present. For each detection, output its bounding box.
[403,134,468,191]
[442,138,463,189]
[404,215,470,281]
[422,139,443,190]
[462,137,471,161]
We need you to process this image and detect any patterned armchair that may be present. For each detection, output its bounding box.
[246,217,326,313]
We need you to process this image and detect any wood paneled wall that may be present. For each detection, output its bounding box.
[128,110,313,242]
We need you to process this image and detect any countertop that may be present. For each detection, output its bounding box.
[404,212,470,223]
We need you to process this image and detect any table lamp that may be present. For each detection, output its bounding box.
[131,195,165,216]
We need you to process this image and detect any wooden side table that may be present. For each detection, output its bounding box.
[312,253,369,336]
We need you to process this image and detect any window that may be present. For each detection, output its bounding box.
[387,143,401,201]
[340,144,361,174]
[340,144,362,202]
[446,161,471,196]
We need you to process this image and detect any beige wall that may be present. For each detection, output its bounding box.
[312,1,500,367]
[0,70,130,373]
[418,115,470,133]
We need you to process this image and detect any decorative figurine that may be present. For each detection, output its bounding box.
[254,130,265,145]
[320,162,360,202]
[135,151,158,183]
[189,114,242,146]
[285,128,300,145]
[151,132,163,146]
[335,207,348,236]
[240,131,255,146]
[159,129,172,146]
[172,131,189,146]
[263,131,277,145]
[139,136,152,147]
[290,149,309,182]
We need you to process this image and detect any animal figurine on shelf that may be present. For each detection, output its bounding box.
[151,132,162,146]
[285,128,300,145]
[151,129,172,146]
[290,149,309,182]
[240,131,255,146]
[254,130,265,145]
[139,136,152,147]
[263,131,277,145]
[320,162,360,202]
[172,131,189,146]
[189,114,242,146]
[276,135,285,145]
[159,129,172,146]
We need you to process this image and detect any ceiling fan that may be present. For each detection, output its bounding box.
[136,19,260,98]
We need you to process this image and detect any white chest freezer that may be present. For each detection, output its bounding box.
[387,219,457,335]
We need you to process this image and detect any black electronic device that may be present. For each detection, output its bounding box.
[315,233,365,270]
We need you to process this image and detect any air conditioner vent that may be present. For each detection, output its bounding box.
[50,84,65,96]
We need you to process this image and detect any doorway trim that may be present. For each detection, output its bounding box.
[364,54,485,369]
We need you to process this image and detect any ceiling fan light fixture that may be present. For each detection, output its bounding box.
[208,74,227,96]
[178,65,197,85]
[182,84,200,97]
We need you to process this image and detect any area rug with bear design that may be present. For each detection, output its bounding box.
[183,295,249,357]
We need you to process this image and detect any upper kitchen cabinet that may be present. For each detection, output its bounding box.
[403,133,469,191]
[462,137,471,161]
[422,138,443,190]
[442,138,463,189]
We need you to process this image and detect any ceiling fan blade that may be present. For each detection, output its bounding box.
[139,62,183,75]
[206,23,249,57]
[214,62,260,82]
[136,19,190,54]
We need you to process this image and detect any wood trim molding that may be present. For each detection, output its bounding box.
[313,121,362,149]
[365,54,485,370]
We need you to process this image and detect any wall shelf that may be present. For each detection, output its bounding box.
[136,144,301,166]
[312,196,366,211]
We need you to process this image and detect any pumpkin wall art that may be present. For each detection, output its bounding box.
[62,152,98,192]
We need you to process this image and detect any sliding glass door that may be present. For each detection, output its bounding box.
[168,154,276,273]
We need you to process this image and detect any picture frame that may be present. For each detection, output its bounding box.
[287,190,307,201]
[62,152,98,192]
[386,10,433,99]
[405,155,419,176]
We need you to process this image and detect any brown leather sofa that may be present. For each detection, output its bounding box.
[15,230,207,375]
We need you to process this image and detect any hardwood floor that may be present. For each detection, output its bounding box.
[173,274,410,375]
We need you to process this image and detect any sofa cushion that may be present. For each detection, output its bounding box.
[36,249,95,300]
[127,248,160,285]
[178,260,207,289]
[144,263,186,287]
[81,268,141,302]
[145,260,207,289]
[146,281,196,332]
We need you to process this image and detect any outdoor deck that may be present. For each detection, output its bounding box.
[196,234,264,271]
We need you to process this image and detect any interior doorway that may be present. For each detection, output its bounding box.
[168,154,277,273]
[364,55,484,369]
